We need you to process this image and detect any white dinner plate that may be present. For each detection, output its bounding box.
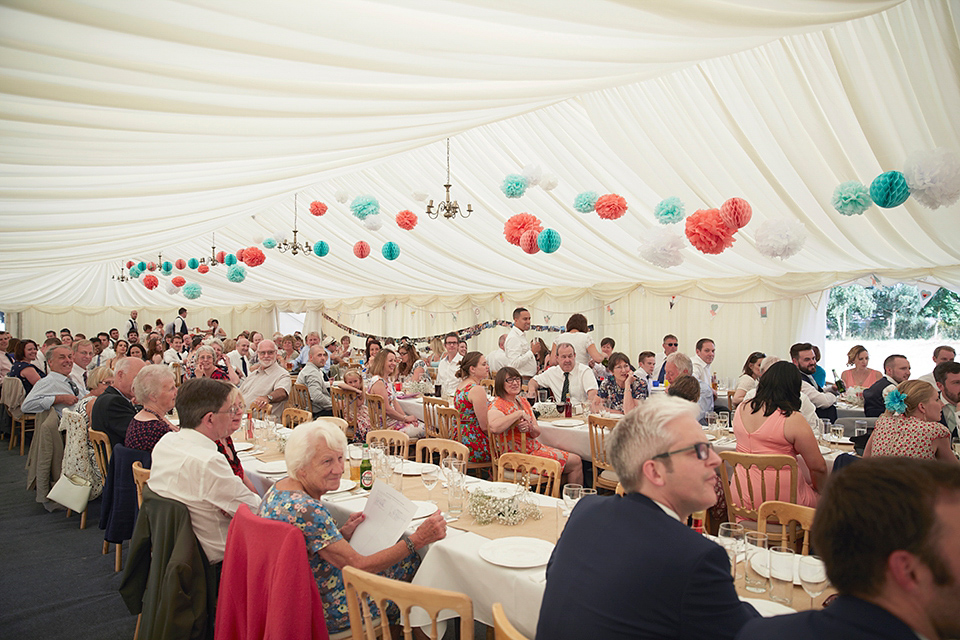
[327,479,357,494]
[258,460,288,474]
[749,552,804,585]
[401,461,432,476]
[705,434,716,442]
[818,445,832,455]
[478,537,555,569]
[551,419,584,428]
[823,434,852,444]
[740,597,795,617]
[276,427,294,436]
[468,483,522,499]
[411,500,438,519]
[233,442,253,452]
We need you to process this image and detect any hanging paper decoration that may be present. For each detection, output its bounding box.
[187,258,199,269]
[197,264,210,274]
[654,197,685,224]
[537,228,562,253]
[754,219,807,259]
[606,305,615,316]
[573,191,599,213]
[216,251,226,263]
[381,242,400,260]
[350,195,380,220]
[363,215,383,231]
[182,283,202,300]
[353,241,370,259]
[719,197,752,230]
[709,303,721,318]
[262,237,277,249]
[235,248,246,262]
[129,265,142,278]
[165,282,180,295]
[638,229,685,268]
[396,210,418,230]
[334,188,349,204]
[242,247,266,267]
[540,173,559,191]
[136,261,147,271]
[146,262,157,271]
[125,260,134,269]
[160,261,173,275]
[313,241,329,257]
[831,180,872,216]
[521,164,542,186]
[175,258,186,270]
[224,253,237,266]
[273,229,289,244]
[520,229,540,254]
[685,208,735,254]
[501,174,528,198]
[595,194,628,220]
[142,275,158,290]
[411,189,429,203]
[504,213,543,246]
[310,201,328,216]
[903,148,960,209]
[172,276,186,287]
[227,264,247,282]
[869,171,911,208]
[669,296,677,310]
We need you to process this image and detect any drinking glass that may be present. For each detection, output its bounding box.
[798,555,829,608]
[251,420,267,455]
[830,425,845,448]
[579,488,597,499]
[265,416,278,442]
[537,389,549,403]
[387,455,403,490]
[447,474,465,518]
[442,457,465,487]
[769,546,796,605]
[706,412,718,431]
[421,464,440,504]
[854,419,868,438]
[717,523,746,579]
[717,412,730,431]
[744,532,769,593]
[561,484,582,516]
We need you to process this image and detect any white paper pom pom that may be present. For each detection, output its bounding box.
[334,188,349,204]
[903,148,960,210]
[363,215,383,231]
[754,219,807,259]
[411,189,429,203]
[273,229,289,244]
[165,282,180,295]
[522,164,542,186]
[540,173,559,191]
[638,229,685,268]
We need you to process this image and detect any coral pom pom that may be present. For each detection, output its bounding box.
[310,201,328,216]
[537,228,562,253]
[216,251,226,264]
[197,264,209,274]
[503,213,543,246]
[174,259,186,270]
[719,197,752,230]
[501,174,528,198]
[126,261,134,269]
[262,237,277,249]
[350,195,380,220]
[654,197,686,225]
[832,181,872,216]
[639,229,685,268]
[182,283,202,300]
[870,171,911,208]
[227,265,247,283]
[381,242,400,261]
[242,247,265,267]
[754,219,807,260]
[573,191,599,213]
[903,148,960,210]
[595,194,628,220]
[685,208,736,254]
[520,229,540,254]
[353,241,370,259]
[143,275,159,290]
[313,241,329,257]
[171,276,186,288]
[187,258,199,270]
[396,210,418,230]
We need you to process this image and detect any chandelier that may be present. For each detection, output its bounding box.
[111,262,130,282]
[425,138,473,220]
[276,194,314,255]
[198,235,221,267]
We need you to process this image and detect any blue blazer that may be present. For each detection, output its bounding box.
[863,378,893,417]
[736,595,919,640]
[536,493,759,640]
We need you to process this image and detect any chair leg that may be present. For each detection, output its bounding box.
[115,542,123,572]
[102,540,109,555]
[80,509,87,530]
[7,424,14,450]
[134,613,141,640]
[19,422,26,456]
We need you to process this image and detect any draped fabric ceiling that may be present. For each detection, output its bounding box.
[1,0,958,315]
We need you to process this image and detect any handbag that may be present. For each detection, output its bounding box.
[47,473,92,512]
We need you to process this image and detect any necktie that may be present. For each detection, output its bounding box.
[561,372,570,401]
[807,374,822,392]
[241,356,248,376]
[83,371,88,386]
[657,362,666,383]
[67,379,79,397]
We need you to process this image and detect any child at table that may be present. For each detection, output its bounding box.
[337,369,369,443]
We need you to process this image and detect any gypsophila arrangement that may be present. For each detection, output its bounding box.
[276,431,289,453]
[468,486,543,526]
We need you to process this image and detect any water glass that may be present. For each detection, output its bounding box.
[561,484,582,516]
[447,474,465,517]
[717,412,730,431]
[744,532,770,593]
[537,389,549,403]
[706,412,718,431]
[769,546,796,606]
[854,419,868,438]
[717,523,746,579]
[812,419,823,442]
[798,555,829,608]
[387,455,403,490]
[830,425,845,444]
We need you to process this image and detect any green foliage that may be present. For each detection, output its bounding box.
[827,284,960,340]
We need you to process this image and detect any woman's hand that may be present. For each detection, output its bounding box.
[410,511,447,548]
[404,414,418,424]
[340,512,365,541]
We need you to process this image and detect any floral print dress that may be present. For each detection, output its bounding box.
[491,396,570,470]
[597,376,646,412]
[454,382,490,463]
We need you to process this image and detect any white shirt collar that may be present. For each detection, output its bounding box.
[651,499,681,522]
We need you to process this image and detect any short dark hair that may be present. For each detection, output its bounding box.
[742,351,766,377]
[178,307,187,316]
[789,342,814,361]
[883,354,907,373]
[667,375,700,403]
[565,313,588,333]
[600,337,615,349]
[443,332,459,344]
[512,307,528,320]
[175,378,235,430]
[97,332,109,340]
[813,458,960,597]
[695,338,714,352]
[60,328,71,335]
[210,318,219,325]
[934,361,960,385]
[663,334,677,343]
[749,361,801,417]
[637,350,655,363]
[934,345,956,360]
[494,367,521,398]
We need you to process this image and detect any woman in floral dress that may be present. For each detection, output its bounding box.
[865,380,955,462]
[597,352,646,414]
[453,352,491,464]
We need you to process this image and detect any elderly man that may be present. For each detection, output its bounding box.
[935,361,960,436]
[527,342,600,410]
[791,342,839,423]
[70,339,95,391]
[91,357,146,447]
[863,354,911,418]
[736,457,960,640]
[655,334,679,384]
[537,395,759,639]
[148,378,261,564]
[22,345,80,418]
[919,345,956,386]
[504,307,537,379]
[238,339,290,419]
[226,335,251,376]
[297,345,333,418]
[691,338,717,422]
[485,334,508,375]
[436,332,463,397]
[663,351,693,385]
[0,331,13,377]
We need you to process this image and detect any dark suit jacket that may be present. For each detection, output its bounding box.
[536,493,759,640]
[91,385,137,448]
[863,378,893,417]
[735,595,918,640]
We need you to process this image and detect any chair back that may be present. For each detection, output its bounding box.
[132,462,150,508]
[480,379,495,394]
[416,438,468,465]
[248,404,273,422]
[365,394,387,432]
[281,407,312,429]
[88,429,111,480]
[366,429,410,459]
[757,500,815,554]
[170,362,183,387]
[588,415,619,491]
[0,376,26,420]
[718,451,798,523]
[322,416,350,437]
[488,426,525,466]
[331,386,362,432]
[422,396,449,438]
[435,406,459,440]
[496,452,561,498]
[492,603,529,640]
[343,565,473,640]
[291,383,312,413]
[614,482,625,496]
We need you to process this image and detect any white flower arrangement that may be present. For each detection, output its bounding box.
[468,485,543,526]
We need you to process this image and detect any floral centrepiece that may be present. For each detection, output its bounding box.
[504,213,543,246]
[501,174,528,198]
[685,208,735,254]
[468,487,543,526]
[595,194,628,220]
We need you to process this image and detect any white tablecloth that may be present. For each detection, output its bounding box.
[537,420,592,462]
[396,396,426,422]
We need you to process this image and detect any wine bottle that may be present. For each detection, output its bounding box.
[832,369,846,394]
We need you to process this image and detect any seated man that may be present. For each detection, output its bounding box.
[791,342,838,423]
[69,339,94,392]
[163,333,186,365]
[22,345,80,418]
[238,339,290,420]
[863,354,911,418]
[918,345,956,386]
[296,344,333,418]
[536,395,759,640]
[527,342,600,411]
[663,351,693,385]
[736,457,960,640]
[148,378,261,565]
[485,334,508,375]
[935,361,960,437]
[635,350,656,391]
[91,357,146,447]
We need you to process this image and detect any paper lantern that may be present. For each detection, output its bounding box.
[363,215,383,231]
[262,237,277,249]
[654,197,686,224]
[216,251,226,263]
[595,194,627,220]
[719,197,752,230]
[136,261,147,271]
[165,282,180,295]
[537,228,561,253]
[125,260,134,269]
[146,262,156,271]
[175,259,186,270]
[381,242,400,261]
[870,171,911,208]
[171,276,186,287]
[160,261,173,275]
[521,164,542,186]
[520,229,540,254]
[235,248,246,262]
[501,174,528,198]
[685,208,736,255]
[353,241,370,259]
[350,195,380,220]
[224,253,237,266]
[573,191,599,213]
[313,241,329,257]
[503,213,542,246]
[540,173,559,191]
[182,283,202,300]
[187,258,199,269]
[197,264,210,274]
[142,275,159,290]
[243,247,266,267]
[310,201,328,216]
[832,181,872,216]
[334,188,349,204]
[903,148,960,209]
[227,264,247,282]
[129,266,141,278]
[396,210,418,230]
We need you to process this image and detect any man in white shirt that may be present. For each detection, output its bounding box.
[293,331,321,371]
[504,307,537,379]
[163,333,186,365]
[691,338,716,423]
[791,342,838,423]
[919,345,956,386]
[654,334,679,385]
[172,307,189,336]
[635,350,657,391]
[88,333,115,370]
[0,331,14,378]
[70,339,94,391]
[664,352,693,385]
[296,345,333,417]
[226,336,251,377]
[485,334,508,374]
[238,339,291,419]
[124,309,139,337]
[148,377,261,564]
[23,346,80,418]
[527,342,600,410]
[436,332,463,397]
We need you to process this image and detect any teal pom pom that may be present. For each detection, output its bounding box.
[537,228,561,253]
[224,253,237,266]
[262,237,277,249]
[136,261,147,271]
[160,261,173,275]
[501,174,528,198]
[187,258,199,269]
[654,197,686,224]
[313,241,329,257]
[382,242,400,261]
[226,265,246,283]
[182,283,202,299]
[350,195,380,220]
[832,181,872,216]
[129,266,141,278]
[870,171,911,208]
[573,191,599,213]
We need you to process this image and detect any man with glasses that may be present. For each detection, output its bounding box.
[436,332,463,397]
[655,334,679,384]
[238,339,291,419]
[536,395,758,640]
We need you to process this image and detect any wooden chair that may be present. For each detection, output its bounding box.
[170,362,183,387]
[343,565,474,640]
[248,403,273,422]
[290,383,312,413]
[492,602,529,640]
[2,376,36,455]
[497,452,561,498]
[480,378,495,394]
[366,429,411,459]
[132,462,150,508]
[323,416,350,437]
[434,406,458,440]
[422,396,449,438]
[331,386,361,435]
[416,438,468,465]
[281,407,312,429]
[615,482,625,496]
[365,393,387,433]
[758,500,815,555]
[88,428,120,568]
[587,415,620,492]
[718,451,799,526]
[488,425,525,469]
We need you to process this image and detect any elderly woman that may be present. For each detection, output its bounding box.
[732,351,766,406]
[356,350,422,439]
[278,334,297,371]
[488,367,584,484]
[76,365,114,429]
[259,420,446,635]
[7,339,44,394]
[840,345,882,394]
[124,365,178,452]
[454,352,492,464]
[193,345,230,380]
[597,352,645,414]
[864,380,955,462]
[397,343,427,382]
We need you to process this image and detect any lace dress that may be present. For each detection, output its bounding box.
[61,400,104,498]
[454,382,490,463]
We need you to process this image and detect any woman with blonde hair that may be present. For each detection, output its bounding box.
[864,380,955,461]
[355,350,422,439]
[840,345,882,392]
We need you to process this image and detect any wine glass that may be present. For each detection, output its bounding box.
[718,523,746,578]
[798,555,829,608]
[562,484,582,516]
[421,464,440,504]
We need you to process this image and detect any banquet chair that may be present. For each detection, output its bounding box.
[324,416,350,437]
[480,379,495,394]
[249,403,273,422]
[416,438,468,466]
[365,394,387,433]
[132,462,150,508]
[331,386,361,436]
[497,452,561,497]
[291,383,312,413]
[170,362,183,387]
[757,500,815,555]
[282,408,312,430]
[100,442,150,573]
[434,406,458,440]
[343,565,474,640]
[366,430,410,459]
[422,397,449,438]
[718,451,798,526]
[488,426,526,468]
[492,602,529,640]
[587,415,620,492]
[2,376,36,455]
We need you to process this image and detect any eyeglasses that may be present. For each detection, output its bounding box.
[258,350,276,355]
[445,341,458,346]
[652,441,714,461]
[505,377,522,384]
[215,405,245,417]
[665,342,678,347]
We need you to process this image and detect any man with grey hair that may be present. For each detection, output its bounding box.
[663,351,693,385]
[485,334,508,375]
[238,339,290,419]
[536,395,758,640]
[22,345,80,418]
[297,344,333,418]
[92,356,146,447]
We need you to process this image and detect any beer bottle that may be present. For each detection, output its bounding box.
[360,444,373,490]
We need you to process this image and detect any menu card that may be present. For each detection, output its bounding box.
[349,481,417,555]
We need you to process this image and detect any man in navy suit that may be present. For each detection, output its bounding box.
[536,395,758,640]
[737,457,960,640]
[863,354,911,417]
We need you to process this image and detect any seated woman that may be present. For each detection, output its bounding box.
[488,367,583,485]
[531,338,548,375]
[425,337,444,366]
[732,351,765,407]
[7,339,44,394]
[732,361,826,511]
[597,352,645,414]
[259,420,446,636]
[364,339,382,370]
[864,380,955,462]
[454,352,492,464]
[840,345,882,395]
[357,350,423,438]
[124,365,178,452]
[145,336,165,365]
[397,343,428,383]
[107,340,128,370]
[192,345,230,381]
[127,342,148,361]
[278,334,297,371]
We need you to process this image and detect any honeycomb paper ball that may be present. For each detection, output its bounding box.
[719,197,752,230]
[171,276,186,287]
[537,228,561,253]
[197,264,210,274]
[870,171,911,208]
[520,229,540,254]
[129,266,141,278]
[136,261,147,271]
[125,260,134,269]
[224,253,237,266]
[160,261,173,275]
[146,262,156,271]
[187,258,199,269]
[381,242,400,260]
[235,248,246,262]
[216,251,226,263]
[313,241,329,257]
[353,241,370,259]
[142,275,158,290]
[174,259,186,270]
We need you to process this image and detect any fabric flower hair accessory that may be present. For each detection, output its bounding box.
[884,389,908,415]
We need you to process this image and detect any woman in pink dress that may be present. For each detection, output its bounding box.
[731,361,827,512]
[840,345,882,395]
